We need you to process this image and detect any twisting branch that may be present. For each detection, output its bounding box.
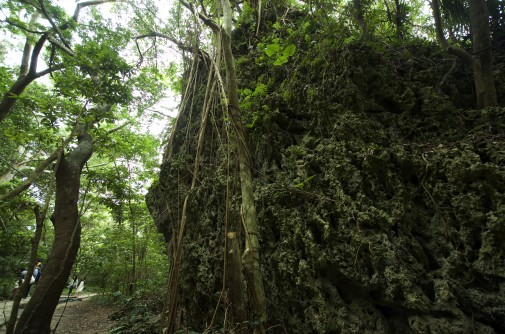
[136,31,193,54]
[439,58,458,91]
[179,0,220,33]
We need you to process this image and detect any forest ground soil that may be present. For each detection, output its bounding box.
[0,293,117,334]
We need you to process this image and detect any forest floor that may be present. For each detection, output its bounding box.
[0,293,117,334]
[51,294,117,334]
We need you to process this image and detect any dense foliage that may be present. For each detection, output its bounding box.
[0,0,170,303]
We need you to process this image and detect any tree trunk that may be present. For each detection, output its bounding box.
[13,133,93,334]
[469,0,498,108]
[6,205,46,334]
[431,0,498,108]
[352,0,369,40]
[220,0,267,332]
[226,232,247,331]
[394,0,404,39]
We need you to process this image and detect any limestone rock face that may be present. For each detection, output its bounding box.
[148,39,505,333]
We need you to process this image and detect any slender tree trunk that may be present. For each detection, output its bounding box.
[469,0,498,107]
[431,0,498,108]
[13,133,93,334]
[127,165,137,295]
[352,0,369,40]
[226,232,247,331]
[6,204,46,334]
[220,0,267,332]
[394,0,403,39]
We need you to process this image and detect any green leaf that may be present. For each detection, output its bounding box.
[265,44,281,57]
[282,44,296,57]
[273,56,288,66]
[273,22,281,30]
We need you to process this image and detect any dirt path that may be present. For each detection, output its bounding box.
[51,295,117,334]
[0,294,117,334]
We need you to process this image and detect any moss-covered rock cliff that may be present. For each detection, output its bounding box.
[147,12,505,333]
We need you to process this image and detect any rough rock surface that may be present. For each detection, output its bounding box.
[148,31,505,334]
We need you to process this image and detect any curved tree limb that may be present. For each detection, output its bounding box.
[431,0,474,67]
[3,18,45,35]
[0,0,118,123]
[431,0,497,108]
[72,0,118,21]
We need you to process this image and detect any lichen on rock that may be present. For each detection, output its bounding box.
[148,18,505,334]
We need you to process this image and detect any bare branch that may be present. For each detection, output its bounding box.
[431,0,474,66]
[34,64,65,78]
[47,35,76,57]
[179,0,220,33]
[105,121,131,135]
[39,0,72,51]
[3,18,45,34]
[73,0,118,21]
[135,31,196,54]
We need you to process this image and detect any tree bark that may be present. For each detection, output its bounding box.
[469,0,498,108]
[220,0,267,332]
[6,204,46,334]
[13,133,93,334]
[431,0,498,108]
[226,232,247,331]
[352,0,369,40]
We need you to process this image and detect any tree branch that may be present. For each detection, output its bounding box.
[47,35,76,57]
[19,13,41,77]
[0,60,62,123]
[73,0,118,21]
[38,0,72,51]
[179,0,220,33]
[135,32,195,54]
[105,121,131,135]
[34,64,65,78]
[0,0,117,123]
[0,147,61,202]
[431,0,474,67]
[3,18,45,34]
